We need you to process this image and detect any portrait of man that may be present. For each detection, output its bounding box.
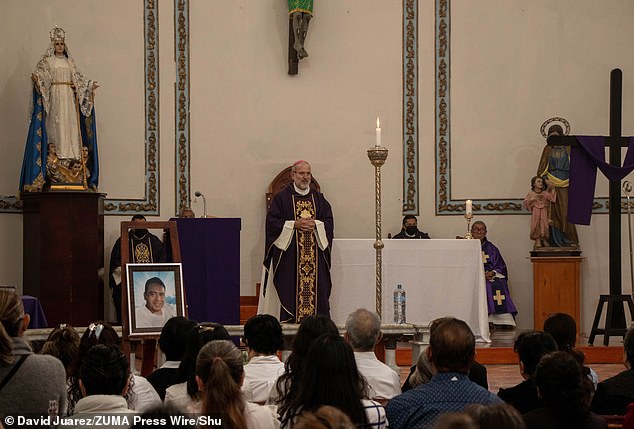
[131,271,178,330]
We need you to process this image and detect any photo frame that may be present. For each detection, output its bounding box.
[126,263,185,337]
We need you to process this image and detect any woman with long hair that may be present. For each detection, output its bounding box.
[165,322,231,412]
[278,334,386,428]
[40,324,80,378]
[274,314,338,404]
[196,340,279,429]
[0,288,66,418]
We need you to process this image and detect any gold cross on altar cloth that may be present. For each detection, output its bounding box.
[493,289,506,306]
[481,251,490,264]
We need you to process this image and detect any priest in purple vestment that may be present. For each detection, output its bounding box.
[470,221,517,327]
[260,160,334,323]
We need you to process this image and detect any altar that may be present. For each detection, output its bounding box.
[329,239,490,342]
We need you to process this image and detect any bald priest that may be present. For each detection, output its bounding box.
[258,160,334,323]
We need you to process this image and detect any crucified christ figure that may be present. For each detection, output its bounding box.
[289,1,313,59]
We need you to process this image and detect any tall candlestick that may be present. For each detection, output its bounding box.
[368,143,388,318]
[375,117,382,147]
[466,199,472,216]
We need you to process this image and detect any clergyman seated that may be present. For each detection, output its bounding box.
[392,215,431,239]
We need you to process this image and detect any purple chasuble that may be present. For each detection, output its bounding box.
[569,136,634,225]
[481,238,517,316]
[264,184,334,323]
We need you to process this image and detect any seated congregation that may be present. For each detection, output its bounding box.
[1,286,633,429]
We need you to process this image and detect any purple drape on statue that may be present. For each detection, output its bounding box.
[569,136,634,225]
[264,185,334,323]
[173,218,240,325]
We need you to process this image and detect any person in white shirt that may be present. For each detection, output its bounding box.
[135,277,176,329]
[344,308,401,405]
[242,314,286,404]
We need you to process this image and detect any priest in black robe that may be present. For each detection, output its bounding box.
[260,160,334,323]
[108,214,168,323]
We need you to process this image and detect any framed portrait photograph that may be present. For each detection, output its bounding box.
[126,263,186,337]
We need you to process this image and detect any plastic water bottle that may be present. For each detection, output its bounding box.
[394,284,406,324]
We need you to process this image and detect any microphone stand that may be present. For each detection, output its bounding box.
[201,195,207,218]
[195,192,207,218]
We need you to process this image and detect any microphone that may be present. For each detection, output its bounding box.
[194,191,207,218]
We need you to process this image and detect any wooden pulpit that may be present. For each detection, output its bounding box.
[22,192,105,326]
[531,256,582,333]
[171,218,241,326]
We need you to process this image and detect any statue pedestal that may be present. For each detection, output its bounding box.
[22,192,105,326]
[531,254,582,333]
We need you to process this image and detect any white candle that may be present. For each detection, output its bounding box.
[375,117,382,147]
[466,199,472,216]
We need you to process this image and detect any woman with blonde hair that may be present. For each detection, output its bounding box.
[40,324,80,378]
[0,288,66,417]
[196,340,279,429]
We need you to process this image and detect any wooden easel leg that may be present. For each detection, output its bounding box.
[588,295,606,345]
[141,339,157,377]
[626,296,634,326]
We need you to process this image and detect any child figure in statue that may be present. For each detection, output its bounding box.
[524,176,556,249]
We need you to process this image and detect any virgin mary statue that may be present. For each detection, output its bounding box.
[19,26,99,192]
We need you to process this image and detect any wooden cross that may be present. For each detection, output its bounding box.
[547,69,634,343]
[493,289,506,306]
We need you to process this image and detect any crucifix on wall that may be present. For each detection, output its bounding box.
[287,0,313,75]
[547,69,634,345]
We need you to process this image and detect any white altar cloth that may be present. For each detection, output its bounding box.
[329,239,490,342]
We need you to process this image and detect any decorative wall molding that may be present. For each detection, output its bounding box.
[104,0,160,214]
[434,0,526,215]
[175,0,190,216]
[402,0,419,214]
[434,0,613,215]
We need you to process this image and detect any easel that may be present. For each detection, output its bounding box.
[120,220,183,375]
[548,69,634,345]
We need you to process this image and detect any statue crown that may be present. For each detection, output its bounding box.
[50,26,65,42]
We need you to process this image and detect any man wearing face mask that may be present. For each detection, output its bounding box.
[392,215,431,239]
[108,214,167,323]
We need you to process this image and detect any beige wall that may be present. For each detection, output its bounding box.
[2,0,634,333]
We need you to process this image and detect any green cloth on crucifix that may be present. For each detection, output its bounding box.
[289,0,314,15]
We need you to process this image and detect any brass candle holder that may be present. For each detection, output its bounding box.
[367,145,388,318]
[464,213,473,239]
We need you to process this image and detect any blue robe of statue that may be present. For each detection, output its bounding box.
[19,38,99,193]
[481,238,517,316]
